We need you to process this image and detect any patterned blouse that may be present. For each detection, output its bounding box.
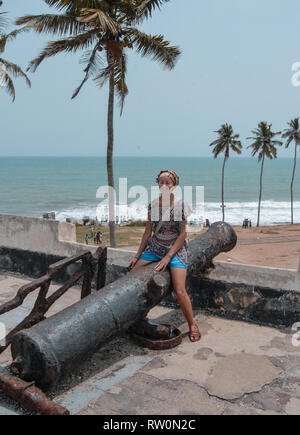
[143,197,192,266]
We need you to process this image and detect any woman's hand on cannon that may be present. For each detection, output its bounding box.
[128,256,139,270]
[154,254,171,272]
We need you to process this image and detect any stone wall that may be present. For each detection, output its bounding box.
[0,214,80,257]
[0,214,137,268]
[1,213,300,329]
[3,213,298,291]
[162,276,300,329]
[207,259,300,292]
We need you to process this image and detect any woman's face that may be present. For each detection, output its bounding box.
[158,175,175,193]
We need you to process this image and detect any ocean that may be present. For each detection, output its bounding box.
[0,156,299,226]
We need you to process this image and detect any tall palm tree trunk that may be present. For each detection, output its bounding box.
[291,142,298,225]
[257,154,265,227]
[221,155,227,222]
[107,54,116,248]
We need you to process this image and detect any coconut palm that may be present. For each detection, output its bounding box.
[15,0,180,247]
[282,118,300,225]
[247,122,283,227]
[209,123,242,222]
[0,6,31,101]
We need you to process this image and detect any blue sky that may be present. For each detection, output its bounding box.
[1,0,300,157]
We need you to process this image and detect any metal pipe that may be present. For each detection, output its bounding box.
[0,367,69,415]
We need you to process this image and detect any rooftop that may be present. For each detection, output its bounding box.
[0,273,299,415]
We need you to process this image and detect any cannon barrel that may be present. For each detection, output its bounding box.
[189,221,237,275]
[10,222,236,390]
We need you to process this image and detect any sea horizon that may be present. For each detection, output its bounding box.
[0,155,296,159]
[0,156,299,226]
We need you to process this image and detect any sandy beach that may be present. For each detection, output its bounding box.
[213,224,300,270]
[109,223,300,270]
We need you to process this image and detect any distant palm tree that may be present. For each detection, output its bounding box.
[247,122,282,227]
[15,0,180,247]
[0,6,31,101]
[209,123,242,222]
[282,118,300,225]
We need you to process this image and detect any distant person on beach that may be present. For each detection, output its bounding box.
[85,234,89,245]
[96,231,102,244]
[128,169,201,343]
[243,218,250,228]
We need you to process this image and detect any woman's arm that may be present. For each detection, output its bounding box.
[134,212,152,259]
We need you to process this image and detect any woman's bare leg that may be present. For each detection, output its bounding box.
[129,261,200,340]
[169,267,194,326]
[169,267,200,341]
[131,263,195,327]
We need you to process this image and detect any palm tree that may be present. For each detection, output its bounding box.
[15,0,180,247]
[0,5,31,101]
[247,122,283,227]
[282,118,300,225]
[209,123,242,222]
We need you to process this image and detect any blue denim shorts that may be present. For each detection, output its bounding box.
[139,251,188,268]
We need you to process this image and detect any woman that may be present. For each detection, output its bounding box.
[128,169,201,342]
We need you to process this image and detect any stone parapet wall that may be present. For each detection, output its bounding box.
[208,260,300,292]
[0,214,78,257]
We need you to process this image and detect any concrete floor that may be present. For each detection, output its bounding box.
[0,273,300,415]
[73,308,300,415]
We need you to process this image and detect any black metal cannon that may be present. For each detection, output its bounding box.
[10,222,237,390]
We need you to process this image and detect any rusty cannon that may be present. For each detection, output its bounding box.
[10,222,237,390]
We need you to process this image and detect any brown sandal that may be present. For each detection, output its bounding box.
[189,324,201,342]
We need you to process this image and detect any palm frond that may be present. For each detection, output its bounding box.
[134,0,170,23]
[44,0,135,22]
[27,29,99,72]
[93,61,114,90]
[12,0,180,118]
[0,69,15,101]
[282,118,300,148]
[0,57,31,87]
[209,123,242,158]
[124,27,180,69]
[0,11,8,34]
[114,49,128,115]
[282,135,293,148]
[43,0,113,13]
[75,8,120,35]
[15,13,89,37]
[271,139,283,147]
[0,26,32,53]
[247,122,282,161]
[231,143,242,154]
[71,42,104,98]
